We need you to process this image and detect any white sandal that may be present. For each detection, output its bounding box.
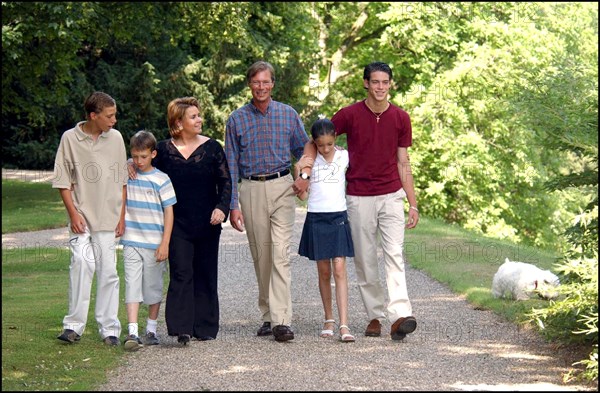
[320,319,336,338]
[339,325,355,342]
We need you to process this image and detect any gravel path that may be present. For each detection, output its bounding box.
[2,169,596,391]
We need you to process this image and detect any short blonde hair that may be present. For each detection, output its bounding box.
[167,97,199,138]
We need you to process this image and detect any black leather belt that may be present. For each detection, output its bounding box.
[245,169,290,181]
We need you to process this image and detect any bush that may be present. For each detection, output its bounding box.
[528,254,598,382]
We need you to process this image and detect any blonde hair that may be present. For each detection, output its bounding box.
[167,97,199,138]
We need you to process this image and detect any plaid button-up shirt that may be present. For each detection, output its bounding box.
[225,99,308,210]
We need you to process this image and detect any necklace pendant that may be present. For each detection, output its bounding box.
[376,116,380,123]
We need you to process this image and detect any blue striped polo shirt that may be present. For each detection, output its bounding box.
[121,168,177,250]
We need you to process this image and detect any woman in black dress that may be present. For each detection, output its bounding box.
[154,97,231,344]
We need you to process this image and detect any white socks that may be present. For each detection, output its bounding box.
[128,323,139,337]
[147,319,158,334]
[129,319,158,336]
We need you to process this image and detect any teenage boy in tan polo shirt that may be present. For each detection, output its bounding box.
[53,91,128,346]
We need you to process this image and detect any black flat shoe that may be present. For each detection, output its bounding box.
[178,334,191,345]
[257,322,272,336]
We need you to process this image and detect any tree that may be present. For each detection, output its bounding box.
[380,2,597,249]
[514,3,598,382]
[2,2,90,168]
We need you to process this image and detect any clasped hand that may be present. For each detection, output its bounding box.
[292,155,314,195]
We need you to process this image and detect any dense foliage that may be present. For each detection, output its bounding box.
[517,5,598,381]
[2,2,597,381]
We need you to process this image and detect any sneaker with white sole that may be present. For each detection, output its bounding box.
[123,334,143,351]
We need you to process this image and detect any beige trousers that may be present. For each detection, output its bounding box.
[346,188,412,323]
[239,174,296,326]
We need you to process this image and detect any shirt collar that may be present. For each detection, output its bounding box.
[250,98,273,114]
[74,121,109,141]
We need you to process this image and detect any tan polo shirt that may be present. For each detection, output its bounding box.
[52,121,127,232]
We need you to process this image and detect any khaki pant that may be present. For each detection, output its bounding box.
[346,188,412,323]
[239,174,296,326]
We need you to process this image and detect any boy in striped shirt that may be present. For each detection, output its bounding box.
[121,130,176,350]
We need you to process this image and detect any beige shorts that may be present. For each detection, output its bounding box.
[123,245,167,305]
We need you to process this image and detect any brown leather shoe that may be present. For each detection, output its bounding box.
[390,316,417,340]
[272,325,294,342]
[365,319,381,337]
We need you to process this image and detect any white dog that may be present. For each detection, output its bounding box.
[492,258,560,300]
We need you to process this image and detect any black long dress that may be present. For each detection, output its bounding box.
[153,138,231,339]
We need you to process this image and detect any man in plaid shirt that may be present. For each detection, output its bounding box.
[225,61,309,342]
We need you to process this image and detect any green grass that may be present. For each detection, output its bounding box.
[1,247,149,391]
[405,216,560,323]
[2,180,66,234]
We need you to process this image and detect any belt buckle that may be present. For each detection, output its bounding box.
[258,175,266,181]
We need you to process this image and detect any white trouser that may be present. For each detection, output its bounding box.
[62,229,121,338]
[346,188,412,323]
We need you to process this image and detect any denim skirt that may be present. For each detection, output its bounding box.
[298,211,355,261]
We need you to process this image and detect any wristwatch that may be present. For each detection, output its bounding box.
[299,172,310,180]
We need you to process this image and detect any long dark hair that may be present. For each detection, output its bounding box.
[310,118,336,140]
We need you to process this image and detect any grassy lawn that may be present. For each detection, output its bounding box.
[404,217,560,323]
[2,180,66,234]
[1,247,146,391]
